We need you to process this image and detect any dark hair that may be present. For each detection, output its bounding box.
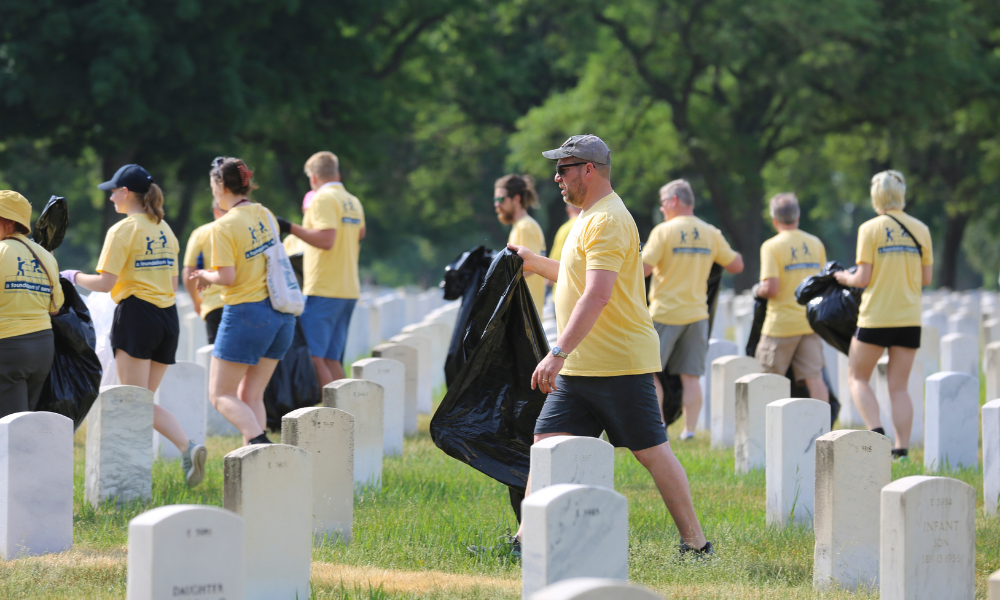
[210,157,258,196]
[494,174,538,210]
[0,217,29,237]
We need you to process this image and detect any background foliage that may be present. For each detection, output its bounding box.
[2,0,999,289]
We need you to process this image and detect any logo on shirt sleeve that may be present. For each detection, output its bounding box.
[135,230,176,268]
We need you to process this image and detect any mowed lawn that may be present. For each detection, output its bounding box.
[2,392,999,599]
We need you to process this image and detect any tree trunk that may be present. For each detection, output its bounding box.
[939,210,970,289]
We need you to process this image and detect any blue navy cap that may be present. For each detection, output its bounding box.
[97,164,154,193]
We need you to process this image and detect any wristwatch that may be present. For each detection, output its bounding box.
[551,346,569,359]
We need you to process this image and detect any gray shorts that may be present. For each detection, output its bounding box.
[654,319,709,376]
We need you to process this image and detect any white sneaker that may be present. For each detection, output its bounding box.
[679,430,696,441]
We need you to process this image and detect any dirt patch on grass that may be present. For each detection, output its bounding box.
[312,563,518,594]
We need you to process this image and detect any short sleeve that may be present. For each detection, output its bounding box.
[211,223,236,268]
[96,225,128,276]
[713,228,737,267]
[857,223,875,264]
[308,192,340,230]
[641,225,665,267]
[182,227,204,268]
[760,242,780,281]
[583,216,628,273]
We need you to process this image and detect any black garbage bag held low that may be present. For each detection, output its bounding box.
[35,278,102,429]
[745,294,768,358]
[441,246,495,386]
[795,261,863,355]
[430,249,548,515]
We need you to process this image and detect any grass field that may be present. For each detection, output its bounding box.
[1,400,998,599]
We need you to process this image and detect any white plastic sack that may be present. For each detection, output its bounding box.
[263,211,305,316]
[82,291,118,386]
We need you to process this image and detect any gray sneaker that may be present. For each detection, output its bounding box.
[181,442,207,488]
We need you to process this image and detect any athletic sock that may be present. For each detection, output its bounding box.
[248,433,272,445]
[871,427,886,436]
[891,448,908,458]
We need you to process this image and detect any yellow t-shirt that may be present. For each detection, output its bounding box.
[641,215,737,325]
[509,214,546,317]
[0,234,64,339]
[302,183,365,299]
[760,229,827,337]
[210,203,275,306]
[856,210,933,328]
[554,193,661,376]
[182,223,224,318]
[96,214,179,308]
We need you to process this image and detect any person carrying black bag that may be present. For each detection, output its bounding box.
[0,191,64,419]
[834,171,933,461]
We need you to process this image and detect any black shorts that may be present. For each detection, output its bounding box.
[204,307,223,345]
[855,326,921,349]
[111,296,179,364]
[534,373,668,451]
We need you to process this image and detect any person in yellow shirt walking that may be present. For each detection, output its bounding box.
[275,152,365,387]
[68,164,207,487]
[182,201,226,343]
[0,191,64,420]
[834,171,933,461]
[642,180,744,440]
[754,193,828,401]
[546,203,582,297]
[508,134,711,558]
[494,174,546,317]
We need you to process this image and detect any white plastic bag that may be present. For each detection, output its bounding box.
[263,211,305,316]
[82,291,118,386]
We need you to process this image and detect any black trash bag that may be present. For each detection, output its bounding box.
[788,367,841,428]
[35,278,101,429]
[263,319,320,431]
[746,295,768,357]
[795,261,863,355]
[441,246,496,386]
[430,249,548,503]
[32,196,69,252]
[656,263,725,427]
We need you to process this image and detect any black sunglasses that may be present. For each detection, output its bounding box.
[556,162,589,177]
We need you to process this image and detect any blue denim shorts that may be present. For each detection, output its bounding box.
[212,298,296,365]
[299,296,357,362]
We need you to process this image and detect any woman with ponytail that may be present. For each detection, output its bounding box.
[65,164,207,487]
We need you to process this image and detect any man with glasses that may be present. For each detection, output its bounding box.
[642,180,743,441]
[507,134,712,558]
[494,174,546,316]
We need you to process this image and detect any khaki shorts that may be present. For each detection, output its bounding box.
[755,333,824,381]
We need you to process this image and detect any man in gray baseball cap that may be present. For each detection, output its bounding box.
[507,134,713,559]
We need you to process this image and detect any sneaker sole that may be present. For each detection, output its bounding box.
[186,445,207,488]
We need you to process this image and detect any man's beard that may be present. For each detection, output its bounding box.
[496,206,515,225]
[564,182,586,208]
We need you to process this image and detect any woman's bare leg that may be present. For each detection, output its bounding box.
[846,338,883,429]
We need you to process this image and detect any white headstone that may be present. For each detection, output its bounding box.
[223,444,312,600]
[281,407,354,545]
[698,339,739,431]
[948,311,979,340]
[153,362,207,459]
[372,342,419,434]
[986,342,1000,403]
[984,319,1000,347]
[521,484,628,599]
[924,372,979,471]
[530,436,614,492]
[880,476,976,600]
[765,398,830,527]
[918,326,941,377]
[923,309,948,344]
[735,373,790,474]
[983,400,1000,517]
[941,333,978,377]
[402,321,450,390]
[813,430,891,591]
[0,412,73,559]
[342,301,370,365]
[86,385,154,507]
[388,333,433,414]
[529,578,663,600]
[196,345,240,437]
[323,379,384,491]
[351,358,405,455]
[177,312,193,364]
[836,352,866,428]
[875,357,925,447]
[710,355,760,448]
[991,569,1000,599]
[127,505,243,600]
[366,299,382,350]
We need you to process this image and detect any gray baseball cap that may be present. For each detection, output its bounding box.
[542,134,611,165]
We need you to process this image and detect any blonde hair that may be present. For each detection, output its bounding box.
[871,170,906,212]
[495,174,539,210]
[304,151,340,180]
[769,193,800,224]
[135,183,165,224]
